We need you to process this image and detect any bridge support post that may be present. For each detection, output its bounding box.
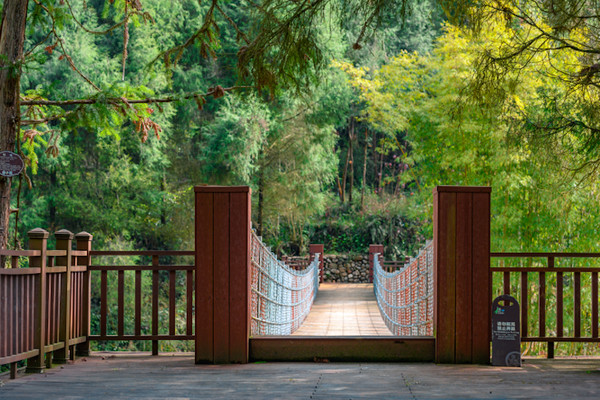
[309,244,324,282]
[368,245,384,283]
[195,186,251,364]
[433,186,491,364]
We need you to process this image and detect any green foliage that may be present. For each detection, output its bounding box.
[311,192,424,258]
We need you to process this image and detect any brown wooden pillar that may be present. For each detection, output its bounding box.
[54,229,73,364]
[195,186,251,364]
[433,186,491,364]
[75,232,93,357]
[309,244,324,282]
[26,228,48,373]
[368,244,384,283]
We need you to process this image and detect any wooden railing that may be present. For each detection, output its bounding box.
[88,250,195,354]
[491,252,600,358]
[0,229,92,379]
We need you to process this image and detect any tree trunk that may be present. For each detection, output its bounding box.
[372,132,378,193]
[257,168,264,236]
[0,0,29,251]
[348,137,354,205]
[360,129,368,210]
[340,139,351,203]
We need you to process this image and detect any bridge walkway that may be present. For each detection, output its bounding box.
[291,283,392,336]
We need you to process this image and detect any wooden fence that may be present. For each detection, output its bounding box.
[0,229,92,379]
[88,250,195,354]
[491,253,600,358]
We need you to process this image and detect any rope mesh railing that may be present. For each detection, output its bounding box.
[373,241,434,336]
[250,232,320,335]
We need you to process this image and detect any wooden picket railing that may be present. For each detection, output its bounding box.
[88,250,195,354]
[491,252,600,358]
[0,229,92,379]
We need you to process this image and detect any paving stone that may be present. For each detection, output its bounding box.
[1,355,599,399]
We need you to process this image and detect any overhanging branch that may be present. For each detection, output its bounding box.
[20,85,253,107]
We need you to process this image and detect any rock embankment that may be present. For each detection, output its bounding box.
[322,254,369,283]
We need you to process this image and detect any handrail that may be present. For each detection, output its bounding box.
[490,252,600,358]
[373,241,434,336]
[250,231,320,336]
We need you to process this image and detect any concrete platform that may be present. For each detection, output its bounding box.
[1,354,599,399]
[292,283,392,336]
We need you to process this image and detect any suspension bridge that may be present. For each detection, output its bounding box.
[249,230,434,337]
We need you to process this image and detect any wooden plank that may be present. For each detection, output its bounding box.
[195,191,214,363]
[454,192,472,363]
[521,271,528,338]
[186,270,193,336]
[557,271,563,337]
[26,276,32,352]
[593,271,598,338]
[11,276,16,358]
[491,267,600,273]
[169,270,176,336]
[89,334,194,341]
[152,256,159,355]
[0,250,40,257]
[118,270,124,337]
[492,252,600,257]
[194,186,251,193]
[229,191,251,363]
[213,192,230,363]
[16,275,22,355]
[0,268,41,275]
[432,189,438,357]
[522,337,600,342]
[27,229,48,372]
[90,250,194,256]
[574,272,581,337]
[89,265,194,271]
[75,233,92,357]
[100,270,107,337]
[1,277,6,357]
[250,337,435,362]
[539,271,546,338]
[135,270,141,336]
[0,349,40,365]
[434,190,457,363]
[471,191,491,364]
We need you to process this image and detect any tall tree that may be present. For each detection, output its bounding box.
[0,0,28,250]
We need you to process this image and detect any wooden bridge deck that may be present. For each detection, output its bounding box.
[292,283,392,336]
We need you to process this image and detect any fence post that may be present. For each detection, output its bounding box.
[195,186,251,364]
[54,229,73,364]
[26,228,49,373]
[369,245,384,283]
[433,186,491,364]
[75,232,93,357]
[309,244,324,282]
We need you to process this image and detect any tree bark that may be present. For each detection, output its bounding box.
[348,136,354,205]
[257,168,264,236]
[360,129,368,210]
[340,138,350,203]
[0,0,29,251]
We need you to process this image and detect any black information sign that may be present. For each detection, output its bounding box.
[491,294,521,367]
[0,151,24,177]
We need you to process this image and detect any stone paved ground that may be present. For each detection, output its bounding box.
[1,354,599,399]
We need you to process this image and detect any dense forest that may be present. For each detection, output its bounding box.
[6,0,600,261]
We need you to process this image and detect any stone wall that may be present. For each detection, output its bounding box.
[322,254,370,283]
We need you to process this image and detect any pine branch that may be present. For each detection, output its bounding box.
[19,86,254,125]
